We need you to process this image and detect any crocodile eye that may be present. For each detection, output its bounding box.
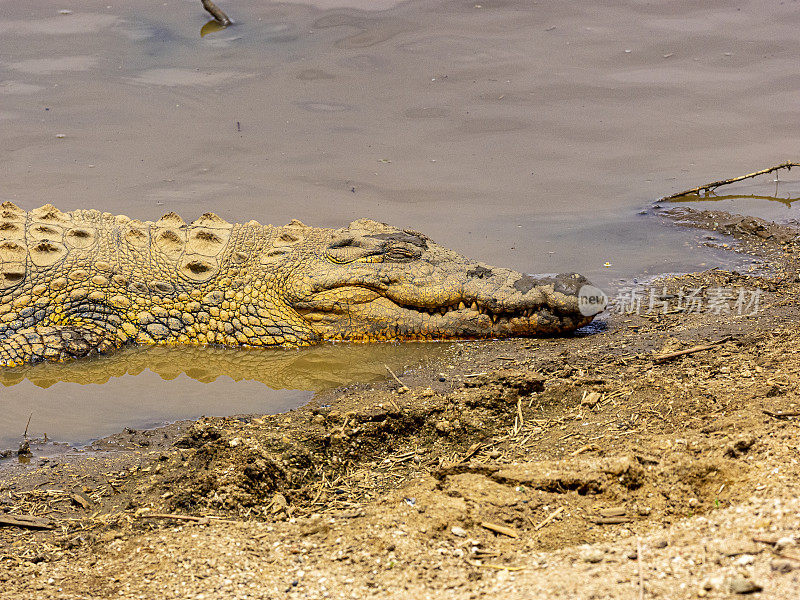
[326,241,378,264]
[384,244,420,262]
[329,237,357,249]
[326,235,385,264]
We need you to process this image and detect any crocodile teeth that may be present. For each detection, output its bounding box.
[471,302,479,311]
[459,301,466,310]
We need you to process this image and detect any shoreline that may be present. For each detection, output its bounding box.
[2,207,800,598]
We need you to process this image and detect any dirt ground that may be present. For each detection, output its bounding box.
[1,207,800,599]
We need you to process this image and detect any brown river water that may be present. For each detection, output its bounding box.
[1,0,799,448]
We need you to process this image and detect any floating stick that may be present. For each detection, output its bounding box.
[201,0,232,26]
[660,162,800,202]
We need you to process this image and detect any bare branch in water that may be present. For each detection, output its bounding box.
[201,0,232,26]
[660,161,800,202]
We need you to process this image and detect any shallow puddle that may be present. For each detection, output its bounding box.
[1,0,799,445]
[0,342,448,449]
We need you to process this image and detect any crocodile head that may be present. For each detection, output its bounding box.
[277,219,603,342]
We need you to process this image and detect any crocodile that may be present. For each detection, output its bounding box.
[0,203,601,367]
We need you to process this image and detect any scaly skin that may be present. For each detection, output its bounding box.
[0,203,600,367]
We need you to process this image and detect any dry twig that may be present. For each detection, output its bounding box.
[660,162,800,202]
[653,339,728,363]
[481,521,519,538]
[591,516,632,525]
[480,564,525,571]
[570,444,598,456]
[201,0,232,26]
[0,515,54,530]
[762,410,800,419]
[384,364,406,388]
[534,506,564,530]
[23,413,32,439]
[137,513,239,524]
[457,442,483,464]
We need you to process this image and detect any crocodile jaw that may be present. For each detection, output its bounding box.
[293,274,598,342]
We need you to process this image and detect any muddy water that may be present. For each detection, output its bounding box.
[0,343,448,448]
[1,0,799,446]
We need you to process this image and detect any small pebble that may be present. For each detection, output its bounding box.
[451,526,467,538]
[774,536,796,553]
[435,420,451,434]
[702,576,724,591]
[55,133,66,139]
[581,391,601,407]
[771,558,797,573]
[729,577,763,595]
[734,554,755,566]
[652,538,668,549]
[580,547,604,563]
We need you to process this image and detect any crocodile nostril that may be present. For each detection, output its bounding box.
[552,273,587,296]
[467,265,493,279]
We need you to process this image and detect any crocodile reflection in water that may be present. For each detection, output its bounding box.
[0,342,448,391]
